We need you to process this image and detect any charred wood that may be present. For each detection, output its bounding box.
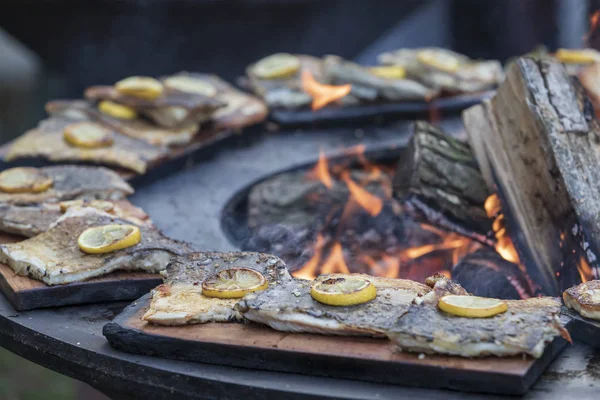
[462,57,600,294]
[394,121,492,236]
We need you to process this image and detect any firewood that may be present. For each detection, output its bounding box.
[462,57,600,294]
[393,121,492,237]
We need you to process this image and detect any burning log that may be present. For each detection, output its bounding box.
[462,57,600,294]
[394,121,492,240]
[451,248,538,300]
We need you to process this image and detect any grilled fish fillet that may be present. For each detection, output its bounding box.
[323,55,438,102]
[0,207,191,285]
[142,251,292,325]
[0,165,133,205]
[6,117,165,174]
[236,274,431,337]
[378,47,503,93]
[246,55,322,109]
[46,100,198,147]
[563,280,600,320]
[387,274,570,358]
[0,200,149,238]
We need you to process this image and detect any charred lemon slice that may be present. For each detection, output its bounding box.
[555,48,600,64]
[310,277,377,306]
[63,122,114,148]
[252,53,301,79]
[98,100,138,119]
[202,268,268,299]
[164,76,217,97]
[368,65,406,79]
[78,224,141,254]
[0,167,53,193]
[438,295,507,318]
[115,76,164,100]
[417,49,461,72]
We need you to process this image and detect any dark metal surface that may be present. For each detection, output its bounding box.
[270,91,494,126]
[0,120,599,399]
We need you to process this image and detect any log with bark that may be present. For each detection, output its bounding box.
[462,56,600,295]
[393,121,493,244]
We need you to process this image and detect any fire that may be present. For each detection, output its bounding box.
[484,194,520,264]
[320,242,351,274]
[307,149,333,188]
[293,235,325,280]
[577,255,594,283]
[341,171,382,217]
[586,10,600,45]
[301,70,352,111]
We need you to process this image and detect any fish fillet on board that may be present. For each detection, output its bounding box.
[386,274,571,358]
[563,280,600,321]
[142,251,292,325]
[0,207,192,285]
[0,165,133,205]
[236,273,431,337]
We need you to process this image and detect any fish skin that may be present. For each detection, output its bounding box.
[142,251,292,326]
[387,274,570,358]
[323,55,438,102]
[377,47,503,93]
[6,117,165,174]
[0,200,150,238]
[246,55,323,109]
[236,273,431,337]
[0,165,133,205]
[0,207,192,285]
[563,280,600,321]
[46,100,198,147]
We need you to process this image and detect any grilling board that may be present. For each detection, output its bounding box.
[103,293,569,396]
[0,200,163,311]
[562,307,600,349]
[269,90,494,125]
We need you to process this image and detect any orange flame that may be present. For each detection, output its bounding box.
[586,10,600,44]
[484,194,521,264]
[293,235,325,280]
[320,242,350,274]
[301,70,352,111]
[341,171,383,217]
[307,149,333,188]
[577,255,594,283]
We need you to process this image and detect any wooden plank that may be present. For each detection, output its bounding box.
[0,201,162,311]
[462,58,600,294]
[562,307,600,349]
[103,294,569,396]
[270,90,494,125]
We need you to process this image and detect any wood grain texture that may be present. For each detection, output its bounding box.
[0,202,162,311]
[462,57,600,294]
[103,294,568,396]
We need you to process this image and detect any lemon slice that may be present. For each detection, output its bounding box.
[115,76,164,100]
[63,122,114,148]
[555,48,600,64]
[252,53,301,79]
[417,49,461,72]
[98,100,138,119]
[368,65,406,79]
[202,268,268,299]
[78,224,141,254]
[0,167,53,193]
[164,76,217,97]
[310,276,377,306]
[438,295,507,318]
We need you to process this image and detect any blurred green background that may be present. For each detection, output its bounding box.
[0,347,108,400]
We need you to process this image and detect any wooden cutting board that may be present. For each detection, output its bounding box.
[562,307,600,348]
[103,293,570,396]
[0,200,163,311]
